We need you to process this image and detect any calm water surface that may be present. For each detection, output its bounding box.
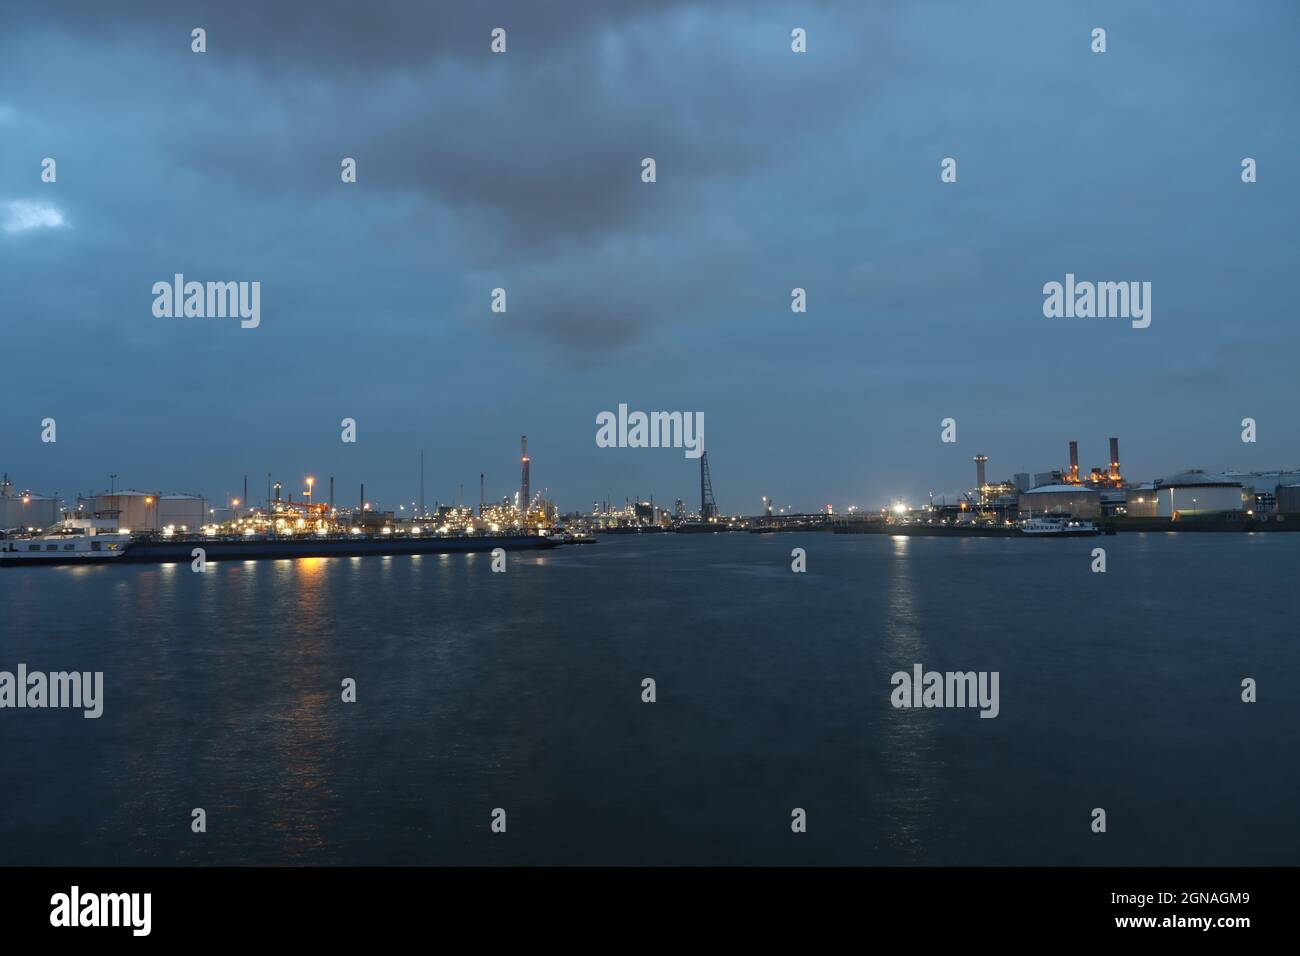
[1,532,1296,865]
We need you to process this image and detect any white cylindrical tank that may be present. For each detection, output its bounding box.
[1155,472,1245,517]
[0,493,60,530]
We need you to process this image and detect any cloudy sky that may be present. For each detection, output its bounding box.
[1,0,1296,513]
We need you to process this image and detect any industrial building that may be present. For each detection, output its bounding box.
[159,494,207,530]
[0,476,61,531]
[1224,470,1300,514]
[1277,484,1300,515]
[1057,437,1125,489]
[1152,471,1247,518]
[1017,484,1101,518]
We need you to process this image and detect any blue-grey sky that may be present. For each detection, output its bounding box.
[2,0,1296,514]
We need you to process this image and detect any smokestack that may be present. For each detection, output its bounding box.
[360,483,364,517]
[1069,440,1079,483]
[1109,437,1120,480]
[329,476,334,510]
[700,456,706,516]
[974,455,988,494]
[479,473,485,517]
[243,475,248,510]
[520,436,530,520]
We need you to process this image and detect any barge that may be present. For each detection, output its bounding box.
[0,520,559,567]
[834,518,1104,537]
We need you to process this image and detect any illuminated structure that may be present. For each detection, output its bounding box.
[973,454,989,506]
[1017,484,1101,519]
[700,451,717,519]
[93,490,160,532]
[1154,471,1246,518]
[520,436,530,522]
[158,494,206,530]
[0,476,60,530]
[1059,437,1125,489]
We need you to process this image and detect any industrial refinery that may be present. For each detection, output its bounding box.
[848,435,1300,534]
[5,431,1300,557]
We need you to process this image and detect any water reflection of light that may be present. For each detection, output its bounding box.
[296,556,326,577]
[881,529,935,861]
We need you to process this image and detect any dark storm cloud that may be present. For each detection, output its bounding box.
[83,0,879,356]
[15,0,698,69]
[1,1,1297,513]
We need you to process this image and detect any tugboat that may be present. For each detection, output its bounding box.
[0,517,133,565]
[1017,516,1101,537]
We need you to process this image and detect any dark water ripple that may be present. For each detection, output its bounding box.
[1,533,1296,865]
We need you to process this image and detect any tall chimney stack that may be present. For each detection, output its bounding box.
[973,455,989,501]
[520,436,530,520]
[1068,440,1079,483]
[1109,437,1120,481]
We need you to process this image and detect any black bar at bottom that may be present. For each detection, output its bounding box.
[0,867,1282,941]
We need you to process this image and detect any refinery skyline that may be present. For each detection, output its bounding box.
[3,2,1297,519]
[3,430,1296,521]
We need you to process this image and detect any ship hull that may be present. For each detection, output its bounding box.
[834,524,1020,537]
[1,534,558,567]
[0,553,128,567]
[833,524,1100,538]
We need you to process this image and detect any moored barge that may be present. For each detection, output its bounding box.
[0,525,559,567]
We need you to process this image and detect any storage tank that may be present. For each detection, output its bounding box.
[159,494,207,531]
[1276,484,1300,515]
[1124,484,1158,518]
[1154,471,1246,517]
[0,491,61,531]
[1017,484,1101,518]
[93,491,159,532]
